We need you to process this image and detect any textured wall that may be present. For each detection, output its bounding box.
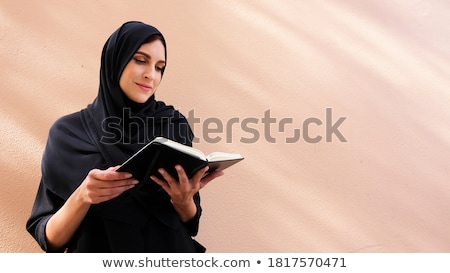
[1,0,449,252]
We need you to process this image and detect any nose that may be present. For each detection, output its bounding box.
[143,67,156,80]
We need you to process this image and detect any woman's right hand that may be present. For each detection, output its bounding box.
[79,166,139,204]
[45,166,137,251]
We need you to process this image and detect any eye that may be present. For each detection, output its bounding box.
[133,57,146,64]
[156,66,165,72]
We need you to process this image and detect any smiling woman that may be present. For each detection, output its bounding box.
[25,21,224,253]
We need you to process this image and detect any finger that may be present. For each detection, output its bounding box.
[150,172,171,192]
[109,165,122,171]
[199,170,224,189]
[102,165,126,176]
[99,183,136,196]
[87,177,138,193]
[184,166,209,191]
[174,165,189,184]
[90,168,133,181]
[157,168,177,186]
[192,166,210,182]
[87,181,137,204]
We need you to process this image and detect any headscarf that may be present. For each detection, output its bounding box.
[34,22,198,251]
[41,21,193,199]
[84,20,193,161]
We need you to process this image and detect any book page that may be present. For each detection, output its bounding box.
[206,152,244,162]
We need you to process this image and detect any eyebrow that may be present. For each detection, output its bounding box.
[135,51,166,64]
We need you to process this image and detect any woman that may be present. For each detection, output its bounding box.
[26,21,223,252]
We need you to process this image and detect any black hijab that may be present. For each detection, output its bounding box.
[31,21,199,252]
[42,21,193,199]
[84,20,193,161]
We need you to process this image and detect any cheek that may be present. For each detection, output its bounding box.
[121,63,139,78]
[152,74,162,88]
[119,67,136,87]
[156,76,162,85]
[118,73,127,90]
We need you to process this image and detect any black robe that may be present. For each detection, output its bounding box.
[26,21,205,253]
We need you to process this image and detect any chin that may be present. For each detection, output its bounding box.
[133,95,153,104]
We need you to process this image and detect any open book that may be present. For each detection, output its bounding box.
[117,137,243,185]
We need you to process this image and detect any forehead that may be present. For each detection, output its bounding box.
[135,39,166,61]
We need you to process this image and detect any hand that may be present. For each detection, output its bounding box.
[79,166,139,204]
[45,166,138,251]
[150,165,224,221]
[151,165,224,202]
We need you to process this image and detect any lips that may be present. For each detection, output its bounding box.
[136,82,152,92]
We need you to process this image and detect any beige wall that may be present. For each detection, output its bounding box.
[1,0,449,252]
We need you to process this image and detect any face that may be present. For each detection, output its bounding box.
[119,38,166,103]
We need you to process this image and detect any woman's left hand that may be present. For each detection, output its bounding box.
[150,165,224,221]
